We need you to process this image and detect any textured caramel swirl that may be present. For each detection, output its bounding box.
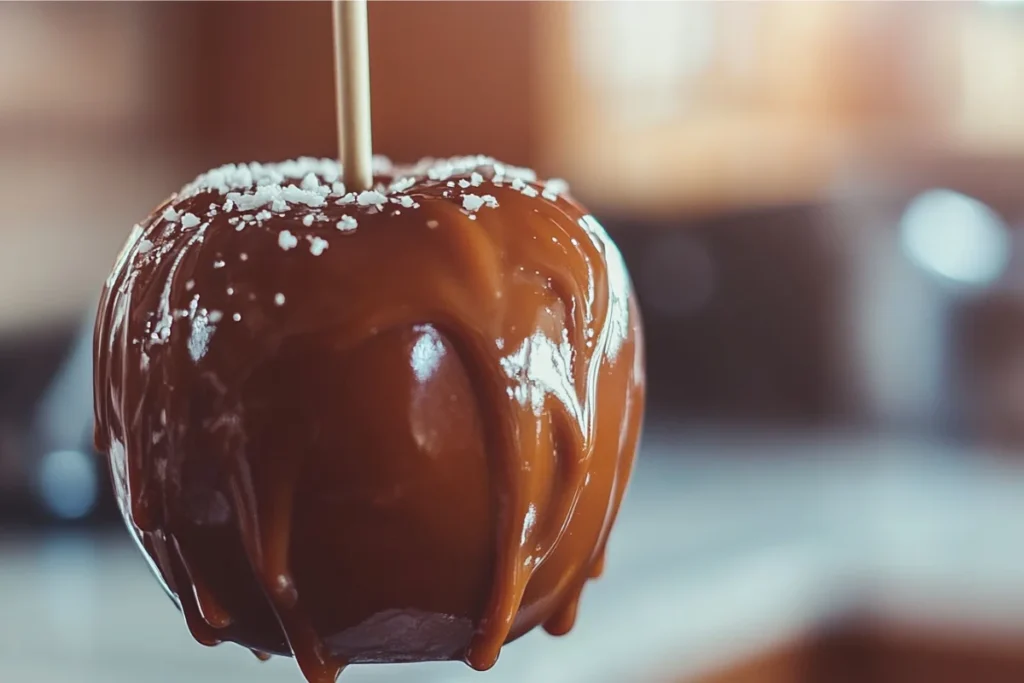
[93,157,645,682]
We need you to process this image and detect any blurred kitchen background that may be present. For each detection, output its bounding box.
[5,2,1024,682]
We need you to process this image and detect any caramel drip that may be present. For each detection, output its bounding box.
[94,164,645,682]
[172,540,223,646]
[175,539,234,629]
[543,580,585,637]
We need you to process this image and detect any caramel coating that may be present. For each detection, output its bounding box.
[93,157,645,682]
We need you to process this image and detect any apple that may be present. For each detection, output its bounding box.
[94,155,645,682]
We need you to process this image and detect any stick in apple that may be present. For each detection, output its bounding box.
[333,0,373,192]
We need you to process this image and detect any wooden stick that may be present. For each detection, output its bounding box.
[333,0,373,192]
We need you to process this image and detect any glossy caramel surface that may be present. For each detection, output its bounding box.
[93,157,645,682]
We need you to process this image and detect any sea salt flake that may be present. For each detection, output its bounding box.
[278,230,298,250]
[470,172,483,187]
[181,213,201,229]
[372,154,393,174]
[522,185,539,198]
[181,159,343,199]
[162,207,179,222]
[336,215,357,231]
[227,188,271,211]
[208,310,223,323]
[225,184,325,213]
[332,181,346,195]
[232,312,242,322]
[399,196,415,208]
[357,190,387,208]
[545,178,569,195]
[274,293,286,306]
[503,165,537,182]
[482,194,498,208]
[462,194,486,212]
[302,214,315,227]
[308,236,329,256]
[279,185,326,207]
[389,177,416,193]
[458,179,471,189]
[137,239,154,254]
[300,173,320,191]
[185,280,195,291]
[256,210,272,222]
[223,199,235,212]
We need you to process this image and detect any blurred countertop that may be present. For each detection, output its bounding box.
[4,428,1024,683]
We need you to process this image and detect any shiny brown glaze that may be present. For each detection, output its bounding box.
[93,157,645,682]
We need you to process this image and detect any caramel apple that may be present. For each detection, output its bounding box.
[93,156,645,682]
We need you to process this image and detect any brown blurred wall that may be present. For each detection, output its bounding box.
[183,1,538,169]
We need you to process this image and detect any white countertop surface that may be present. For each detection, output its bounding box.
[4,428,1024,683]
